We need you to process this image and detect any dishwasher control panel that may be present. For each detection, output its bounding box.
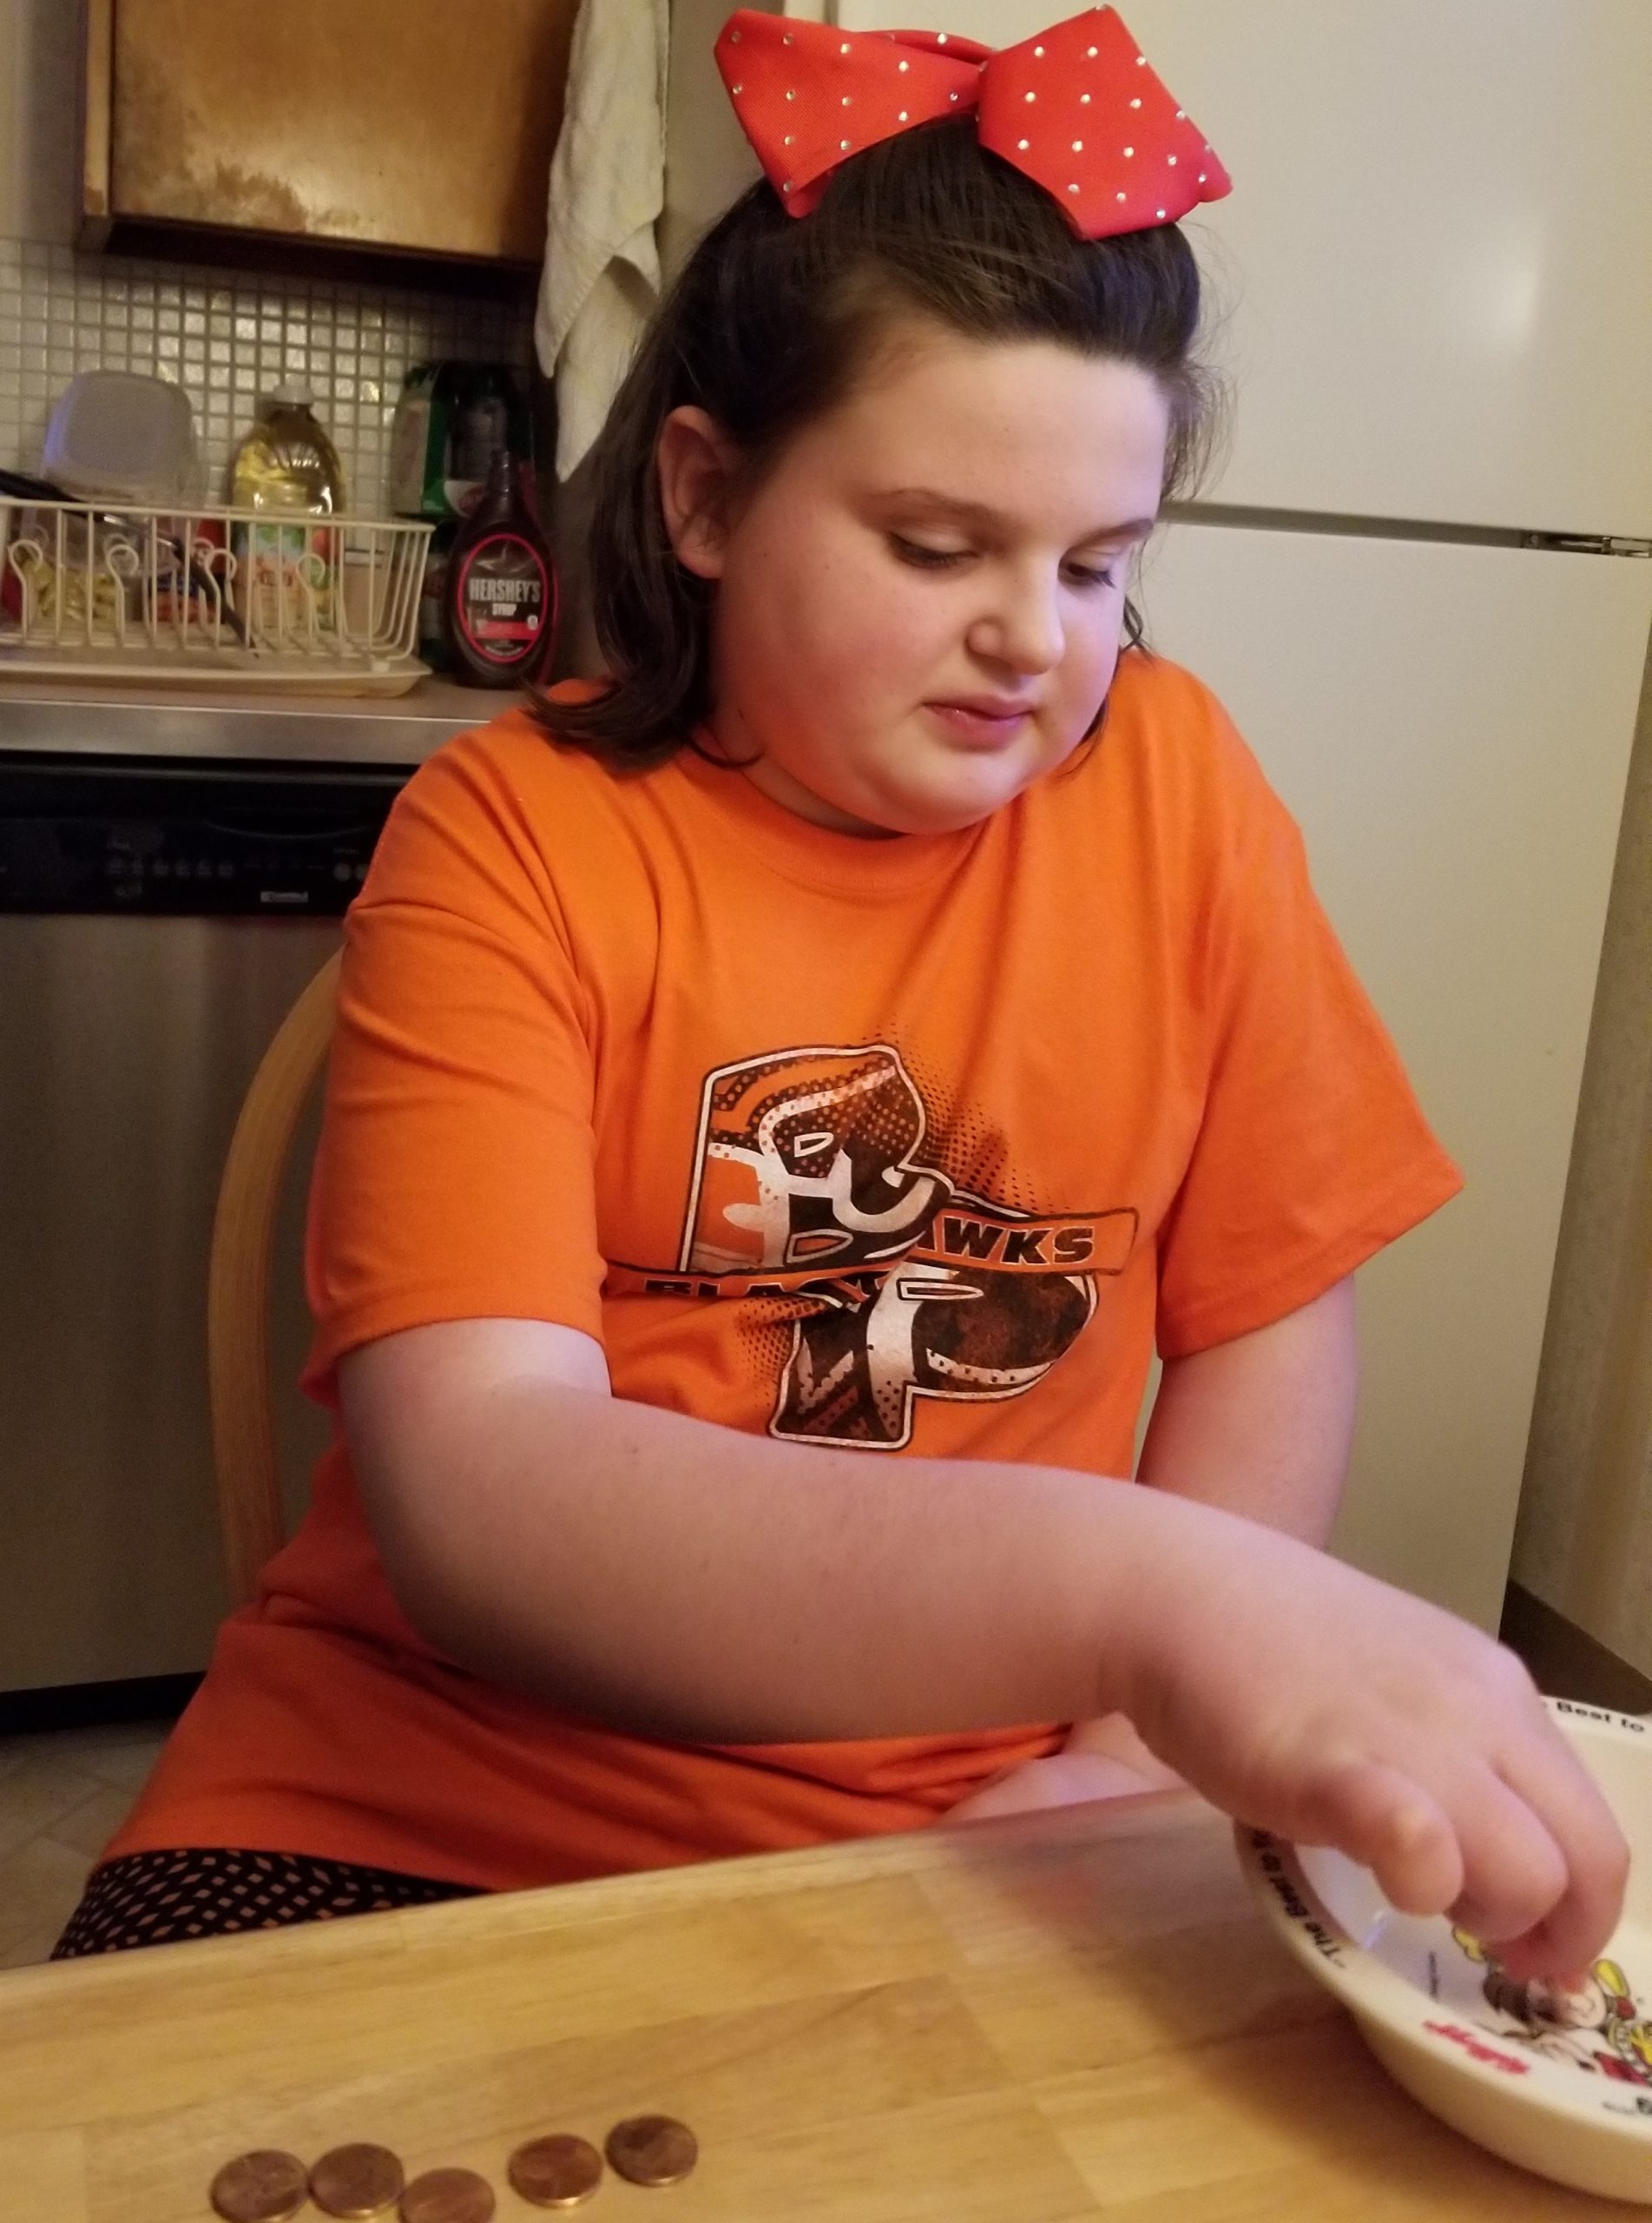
[0,754,407,915]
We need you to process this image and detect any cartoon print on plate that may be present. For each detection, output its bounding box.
[1453,1929,1652,2085]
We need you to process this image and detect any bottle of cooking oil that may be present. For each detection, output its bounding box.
[230,385,346,513]
[228,386,347,647]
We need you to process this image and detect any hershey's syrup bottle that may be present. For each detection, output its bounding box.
[442,449,558,687]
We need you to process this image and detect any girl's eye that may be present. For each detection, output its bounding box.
[888,538,1123,589]
[889,535,970,570]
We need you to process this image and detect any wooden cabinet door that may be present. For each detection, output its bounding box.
[86,0,576,263]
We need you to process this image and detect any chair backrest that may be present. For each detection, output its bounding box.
[207,951,340,1607]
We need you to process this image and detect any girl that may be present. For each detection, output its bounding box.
[57,7,1623,1973]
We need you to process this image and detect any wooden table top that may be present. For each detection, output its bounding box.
[0,1791,1631,2220]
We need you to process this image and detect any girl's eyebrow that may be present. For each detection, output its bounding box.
[878,487,1158,544]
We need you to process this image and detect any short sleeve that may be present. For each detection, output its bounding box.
[300,726,607,1395]
[1154,725,1463,1360]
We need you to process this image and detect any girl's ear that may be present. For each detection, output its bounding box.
[656,406,743,580]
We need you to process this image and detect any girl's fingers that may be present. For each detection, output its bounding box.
[1445,1766,1570,1951]
[1320,1747,1618,1982]
[1305,1756,1576,1956]
[1297,1759,1463,1916]
[1479,1738,1629,1981]
[1279,1720,1628,1982]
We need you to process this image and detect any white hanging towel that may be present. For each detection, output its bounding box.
[536,0,671,482]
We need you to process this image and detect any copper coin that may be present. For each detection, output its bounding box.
[311,2141,406,2217]
[604,2115,698,2189]
[507,2134,604,2209]
[398,2167,495,2223]
[209,2149,311,2223]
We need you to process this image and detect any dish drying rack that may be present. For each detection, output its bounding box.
[0,498,436,692]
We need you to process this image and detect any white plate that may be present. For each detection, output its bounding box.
[1236,1699,1652,2203]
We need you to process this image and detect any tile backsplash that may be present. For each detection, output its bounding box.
[0,236,535,517]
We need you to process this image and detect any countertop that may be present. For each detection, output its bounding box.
[0,672,503,765]
[0,1792,1618,2220]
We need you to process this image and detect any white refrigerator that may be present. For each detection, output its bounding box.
[682,0,1652,1626]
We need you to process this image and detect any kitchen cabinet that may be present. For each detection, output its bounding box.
[1,0,82,245]
[81,0,576,267]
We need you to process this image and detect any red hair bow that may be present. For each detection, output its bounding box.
[714,6,1230,241]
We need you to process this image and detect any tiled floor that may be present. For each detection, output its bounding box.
[0,1721,169,1969]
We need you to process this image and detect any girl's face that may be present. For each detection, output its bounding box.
[660,321,1171,838]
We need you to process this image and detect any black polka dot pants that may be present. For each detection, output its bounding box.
[51,1847,483,1957]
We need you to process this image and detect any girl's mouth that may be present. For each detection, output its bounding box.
[924,699,1034,749]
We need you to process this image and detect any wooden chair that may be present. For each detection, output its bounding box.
[207,951,340,1606]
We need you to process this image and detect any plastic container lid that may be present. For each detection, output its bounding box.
[43,370,204,505]
[268,383,315,408]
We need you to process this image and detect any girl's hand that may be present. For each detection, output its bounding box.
[1121,1502,1629,1982]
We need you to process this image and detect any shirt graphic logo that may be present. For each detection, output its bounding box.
[683,1045,951,1275]
[658,1044,1135,1450]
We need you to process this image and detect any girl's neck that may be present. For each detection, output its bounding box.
[700,710,905,841]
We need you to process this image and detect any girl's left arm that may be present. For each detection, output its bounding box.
[1133,1274,1358,1545]
[944,1276,1358,1822]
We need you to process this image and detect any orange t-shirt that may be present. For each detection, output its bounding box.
[106,653,1461,1890]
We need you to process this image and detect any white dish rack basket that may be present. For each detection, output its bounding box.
[0,498,436,694]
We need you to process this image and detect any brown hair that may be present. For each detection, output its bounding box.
[538,115,1226,767]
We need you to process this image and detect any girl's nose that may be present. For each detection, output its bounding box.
[967,570,1064,676]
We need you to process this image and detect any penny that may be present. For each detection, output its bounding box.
[398,2167,496,2223]
[311,2141,406,2217]
[507,2134,604,2209]
[209,2149,311,2223]
[604,2114,698,2189]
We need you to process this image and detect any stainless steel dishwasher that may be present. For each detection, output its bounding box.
[0,729,421,1702]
